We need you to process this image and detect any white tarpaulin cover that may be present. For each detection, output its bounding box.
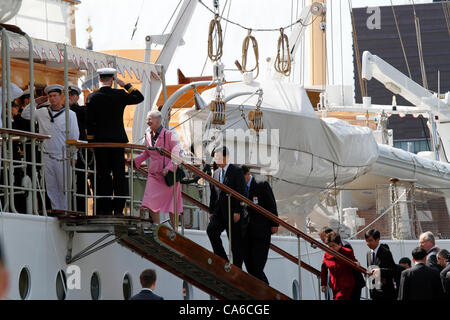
[175,80,380,220]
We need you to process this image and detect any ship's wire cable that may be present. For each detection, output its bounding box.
[198,0,319,32]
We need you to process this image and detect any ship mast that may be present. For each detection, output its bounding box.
[309,0,326,87]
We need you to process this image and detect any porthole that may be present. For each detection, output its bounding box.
[182,280,193,300]
[90,272,101,300]
[18,267,31,300]
[292,280,300,300]
[56,270,67,300]
[123,273,132,300]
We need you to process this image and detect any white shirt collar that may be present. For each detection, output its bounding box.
[247,175,253,188]
[221,164,230,175]
[141,288,153,292]
[371,242,381,256]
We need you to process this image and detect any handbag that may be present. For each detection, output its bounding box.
[162,130,185,187]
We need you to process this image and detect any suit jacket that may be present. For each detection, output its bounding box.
[209,164,246,222]
[398,263,444,300]
[129,289,164,301]
[86,85,144,143]
[70,103,87,141]
[440,263,450,298]
[426,247,443,273]
[246,177,278,238]
[366,243,396,299]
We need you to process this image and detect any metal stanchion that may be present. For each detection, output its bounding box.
[317,276,322,300]
[227,193,233,265]
[24,33,37,214]
[93,155,97,215]
[130,149,135,217]
[84,148,88,215]
[297,236,302,300]
[173,162,178,232]
[63,44,72,211]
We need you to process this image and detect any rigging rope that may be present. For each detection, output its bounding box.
[208,14,223,62]
[348,0,366,98]
[198,0,316,32]
[411,0,428,89]
[390,0,412,79]
[274,28,292,76]
[241,29,259,78]
[442,0,450,38]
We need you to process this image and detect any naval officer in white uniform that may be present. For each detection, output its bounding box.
[21,84,79,211]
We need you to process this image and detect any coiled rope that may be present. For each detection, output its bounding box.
[274,28,291,76]
[241,29,259,78]
[208,14,223,62]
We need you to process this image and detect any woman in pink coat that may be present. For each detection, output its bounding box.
[132,110,183,227]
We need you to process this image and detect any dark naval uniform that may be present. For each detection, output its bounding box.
[86,82,144,215]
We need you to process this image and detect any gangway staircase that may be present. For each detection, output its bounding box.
[58,214,290,300]
[58,143,368,300]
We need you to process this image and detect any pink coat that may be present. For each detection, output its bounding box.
[133,127,183,214]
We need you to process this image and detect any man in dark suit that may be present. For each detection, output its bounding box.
[437,249,450,298]
[398,247,444,300]
[365,229,397,300]
[319,227,365,300]
[130,269,163,300]
[207,146,246,269]
[86,68,144,215]
[419,231,443,273]
[241,165,278,284]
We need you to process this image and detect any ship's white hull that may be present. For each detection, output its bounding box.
[2,212,449,300]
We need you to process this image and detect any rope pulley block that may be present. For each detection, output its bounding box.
[210,99,226,125]
[274,28,291,76]
[248,109,264,132]
[248,89,264,132]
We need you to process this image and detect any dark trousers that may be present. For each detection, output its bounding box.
[94,147,128,215]
[244,231,271,284]
[207,214,245,269]
[350,286,362,300]
[370,288,395,300]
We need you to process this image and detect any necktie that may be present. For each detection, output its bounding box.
[372,251,376,265]
[220,169,225,183]
[245,185,250,197]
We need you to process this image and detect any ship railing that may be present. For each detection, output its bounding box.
[64,142,207,222]
[0,128,49,215]
[66,142,369,300]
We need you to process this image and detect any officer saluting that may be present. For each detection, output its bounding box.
[86,68,144,215]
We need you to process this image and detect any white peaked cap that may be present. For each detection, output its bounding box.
[68,84,81,95]
[44,84,64,94]
[97,68,117,76]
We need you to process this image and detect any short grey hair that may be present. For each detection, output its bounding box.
[420,231,435,245]
[147,110,162,119]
